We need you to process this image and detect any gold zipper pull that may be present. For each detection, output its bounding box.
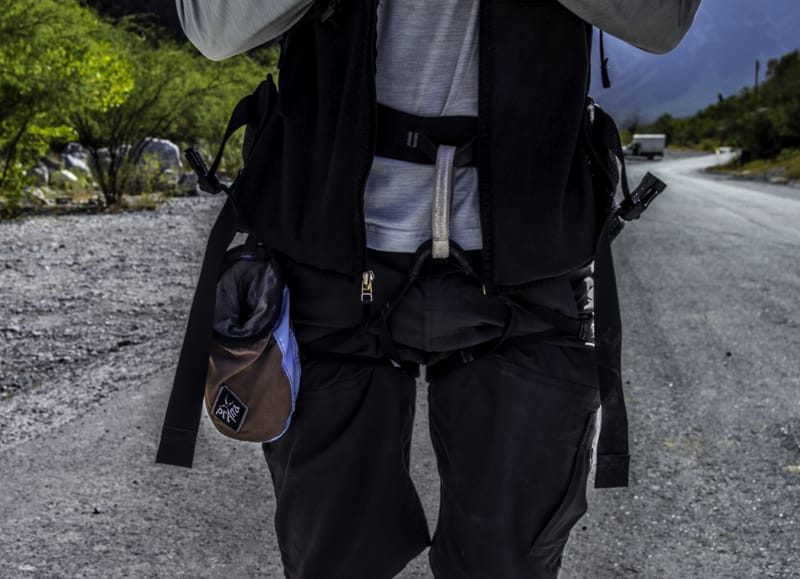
[361,270,375,303]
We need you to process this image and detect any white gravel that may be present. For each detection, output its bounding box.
[0,196,223,448]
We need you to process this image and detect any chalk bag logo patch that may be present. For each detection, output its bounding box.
[212,385,248,433]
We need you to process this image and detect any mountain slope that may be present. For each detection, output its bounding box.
[87,0,800,126]
[590,0,800,123]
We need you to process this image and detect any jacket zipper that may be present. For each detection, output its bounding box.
[477,0,495,293]
[357,0,379,300]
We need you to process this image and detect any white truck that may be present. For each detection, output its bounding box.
[622,134,666,159]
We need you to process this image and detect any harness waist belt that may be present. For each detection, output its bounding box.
[375,104,478,167]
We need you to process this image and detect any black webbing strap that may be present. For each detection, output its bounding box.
[185,101,252,195]
[184,75,275,199]
[304,241,485,364]
[156,199,238,467]
[589,103,629,488]
[372,241,590,382]
[376,104,478,167]
[502,298,593,343]
[155,79,276,467]
[587,102,667,487]
[600,30,612,89]
[373,242,468,364]
[373,241,484,359]
[307,0,349,26]
[593,173,666,487]
[592,214,629,488]
[209,94,256,176]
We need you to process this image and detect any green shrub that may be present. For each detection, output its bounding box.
[1,0,274,215]
[642,50,800,163]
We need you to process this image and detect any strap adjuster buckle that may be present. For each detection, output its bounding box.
[185,147,227,195]
[608,172,666,241]
[320,0,345,25]
[618,172,666,222]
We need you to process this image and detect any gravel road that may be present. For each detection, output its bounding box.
[0,197,223,448]
[1,155,798,578]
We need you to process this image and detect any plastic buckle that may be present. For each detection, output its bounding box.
[618,172,666,222]
[320,0,344,25]
[607,172,666,241]
[406,130,438,162]
[185,147,225,195]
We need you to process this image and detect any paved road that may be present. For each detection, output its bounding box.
[561,155,800,579]
[1,156,798,578]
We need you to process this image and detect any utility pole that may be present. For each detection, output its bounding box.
[755,59,761,92]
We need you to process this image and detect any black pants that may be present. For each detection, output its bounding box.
[262,249,601,579]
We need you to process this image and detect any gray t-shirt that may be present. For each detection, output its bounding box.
[366,0,482,252]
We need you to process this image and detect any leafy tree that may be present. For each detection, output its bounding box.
[622,112,642,135]
[642,50,800,160]
[84,0,184,38]
[764,51,800,150]
[648,114,675,146]
[0,0,132,212]
[161,44,275,176]
[72,21,271,205]
[0,0,278,215]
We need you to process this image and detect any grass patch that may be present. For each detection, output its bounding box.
[709,149,800,181]
[109,192,166,212]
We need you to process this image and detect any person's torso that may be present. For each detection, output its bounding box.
[365,0,482,252]
[241,0,597,289]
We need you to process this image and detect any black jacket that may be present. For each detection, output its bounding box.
[160,0,633,486]
[235,0,600,291]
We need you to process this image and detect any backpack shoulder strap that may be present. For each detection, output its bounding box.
[155,198,237,467]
